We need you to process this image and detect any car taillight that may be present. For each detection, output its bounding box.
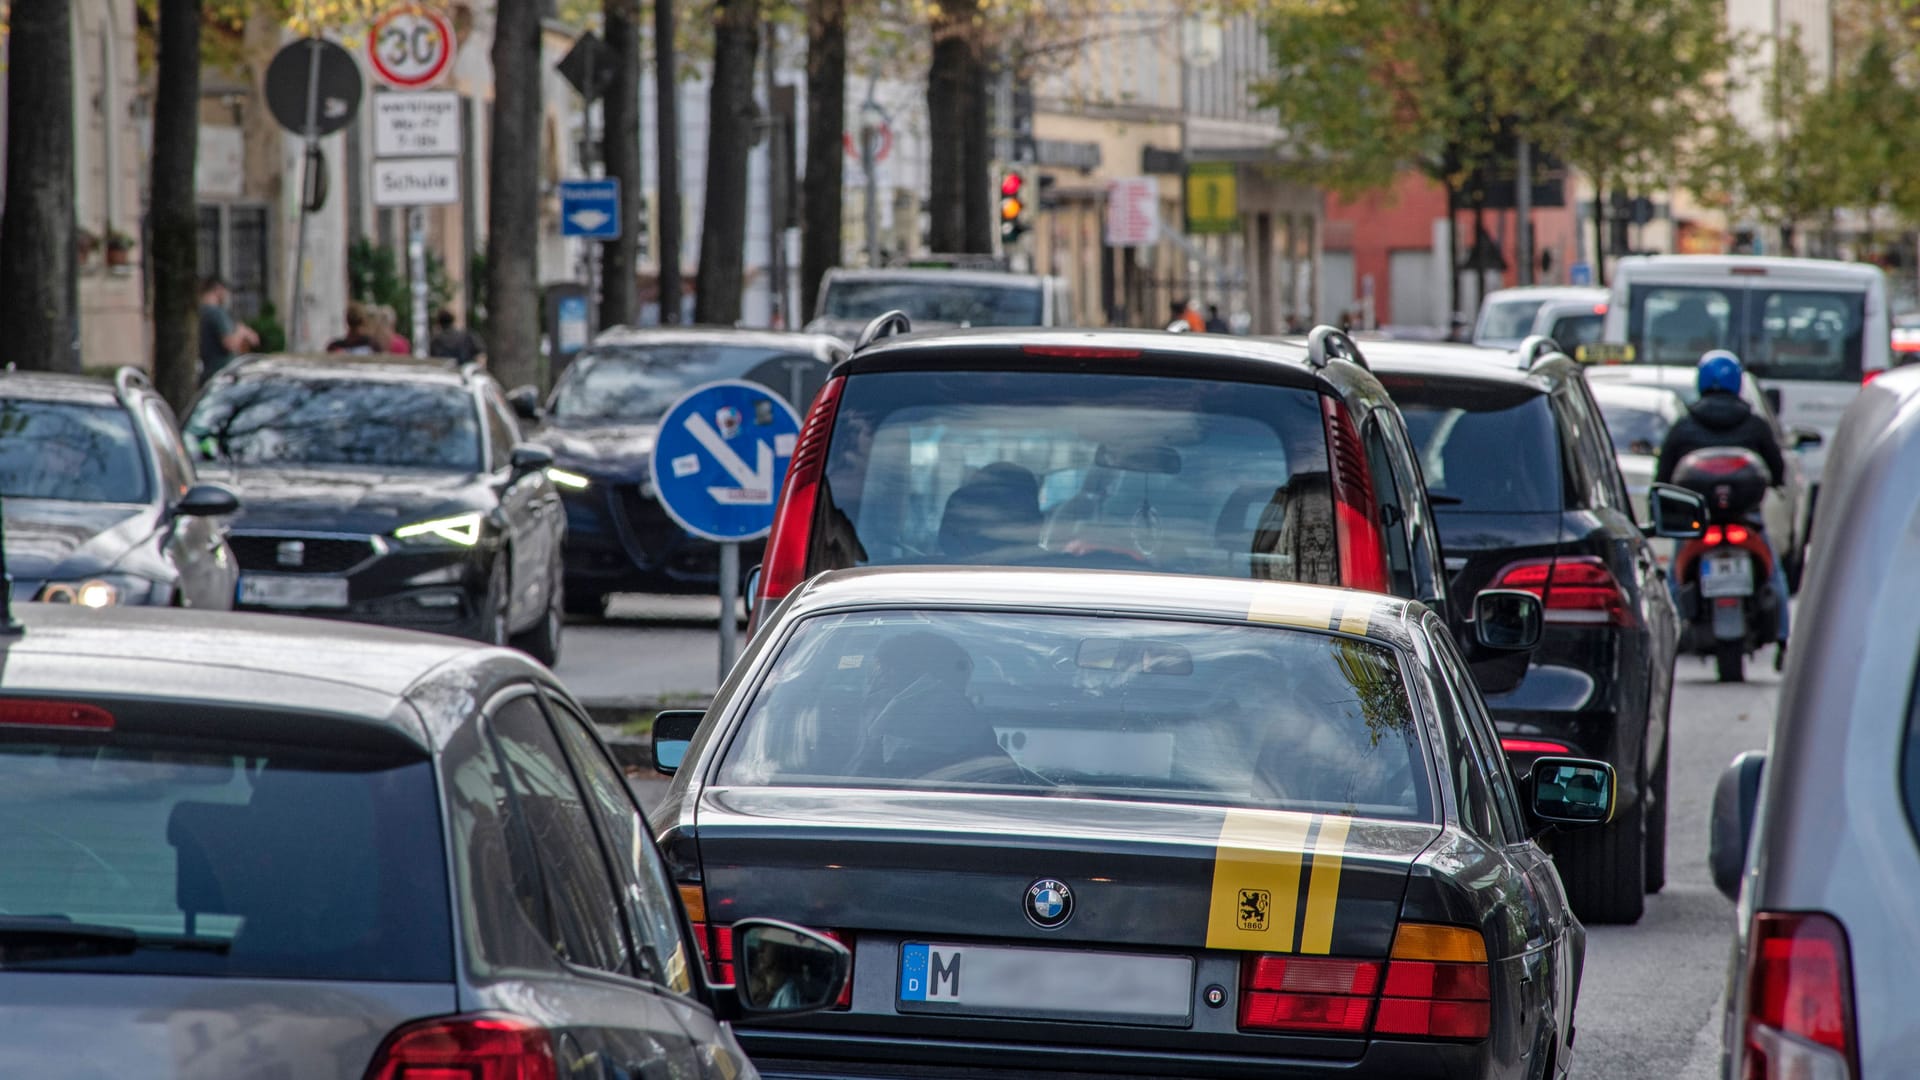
[0,699,114,730]
[1492,556,1631,626]
[1320,395,1389,592]
[1500,738,1570,755]
[1020,344,1141,358]
[1691,451,1762,475]
[1239,955,1381,1033]
[1374,923,1491,1040]
[364,1013,557,1080]
[1741,912,1857,1080]
[758,374,844,611]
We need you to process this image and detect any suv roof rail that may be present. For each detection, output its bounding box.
[1516,334,1566,370]
[1306,325,1369,371]
[854,310,913,352]
[113,366,152,397]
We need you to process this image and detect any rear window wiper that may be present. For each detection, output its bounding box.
[0,917,230,964]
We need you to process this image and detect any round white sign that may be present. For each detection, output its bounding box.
[368,6,456,89]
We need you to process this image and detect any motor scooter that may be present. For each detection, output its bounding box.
[1671,447,1782,683]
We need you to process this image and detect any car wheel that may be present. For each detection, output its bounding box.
[564,587,608,618]
[1715,642,1745,683]
[1552,789,1646,925]
[1643,745,1669,895]
[481,556,511,646]
[512,554,564,666]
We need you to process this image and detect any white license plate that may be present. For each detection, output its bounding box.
[898,942,1193,1025]
[238,574,349,609]
[1700,552,1754,598]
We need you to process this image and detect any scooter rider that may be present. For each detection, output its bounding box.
[1654,349,1791,664]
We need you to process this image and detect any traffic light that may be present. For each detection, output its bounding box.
[999,171,1027,243]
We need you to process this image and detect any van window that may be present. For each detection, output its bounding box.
[1628,286,1739,365]
[1626,284,1865,381]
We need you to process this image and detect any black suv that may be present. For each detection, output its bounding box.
[183,354,566,662]
[752,319,1450,616]
[2,367,240,610]
[1366,338,1702,924]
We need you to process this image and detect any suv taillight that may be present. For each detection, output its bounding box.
[1236,923,1489,1040]
[1741,912,1858,1080]
[364,1013,557,1080]
[756,374,844,615]
[1320,395,1389,592]
[1492,556,1631,626]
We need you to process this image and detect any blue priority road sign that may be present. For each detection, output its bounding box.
[559,177,621,239]
[650,380,803,543]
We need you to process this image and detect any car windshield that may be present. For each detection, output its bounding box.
[0,734,451,981]
[822,280,1044,326]
[1545,312,1604,349]
[720,609,1433,819]
[818,369,1337,583]
[1383,378,1563,513]
[1626,284,1866,380]
[1596,399,1672,456]
[0,399,149,503]
[1477,299,1547,344]
[550,345,821,422]
[185,375,482,472]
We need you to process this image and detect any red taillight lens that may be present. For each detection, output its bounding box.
[1742,912,1857,1079]
[1236,924,1489,1041]
[1864,368,1886,383]
[1321,395,1388,592]
[0,699,115,730]
[1692,452,1760,475]
[365,1013,557,1080]
[1492,556,1630,626]
[1725,524,1751,545]
[1593,303,1608,315]
[758,375,844,610]
[1500,738,1570,755]
[1705,525,1725,545]
[1238,956,1381,1034]
[689,922,736,984]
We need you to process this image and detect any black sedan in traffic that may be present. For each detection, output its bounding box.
[183,353,566,662]
[2,367,240,610]
[651,567,1614,1080]
[520,328,843,613]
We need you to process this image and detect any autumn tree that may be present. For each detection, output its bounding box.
[0,0,77,372]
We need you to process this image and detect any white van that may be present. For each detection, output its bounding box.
[1601,255,1890,493]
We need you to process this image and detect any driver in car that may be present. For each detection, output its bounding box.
[848,632,1023,783]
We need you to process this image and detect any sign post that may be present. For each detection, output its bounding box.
[264,37,363,348]
[648,380,802,678]
[367,6,458,358]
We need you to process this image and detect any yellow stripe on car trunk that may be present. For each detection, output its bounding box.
[1299,815,1351,954]
[1245,584,1373,636]
[1207,809,1354,953]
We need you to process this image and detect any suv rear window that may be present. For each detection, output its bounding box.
[0,734,451,982]
[817,369,1337,583]
[822,280,1043,326]
[1382,378,1563,513]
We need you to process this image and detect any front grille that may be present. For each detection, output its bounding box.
[230,534,377,574]
[614,485,677,563]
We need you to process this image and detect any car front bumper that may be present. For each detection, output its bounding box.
[227,530,494,640]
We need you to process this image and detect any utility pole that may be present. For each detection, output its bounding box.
[1516,137,1533,287]
[655,0,683,322]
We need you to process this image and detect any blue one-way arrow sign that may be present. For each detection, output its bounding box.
[650,380,803,543]
[559,177,621,239]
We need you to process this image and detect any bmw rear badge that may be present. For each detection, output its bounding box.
[1026,878,1073,929]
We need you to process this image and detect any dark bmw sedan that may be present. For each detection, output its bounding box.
[2,368,239,609]
[184,354,566,662]
[651,567,1617,1080]
[522,328,843,613]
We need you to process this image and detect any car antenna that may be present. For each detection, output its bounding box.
[0,495,18,635]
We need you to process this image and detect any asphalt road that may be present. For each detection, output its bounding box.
[559,606,1777,1077]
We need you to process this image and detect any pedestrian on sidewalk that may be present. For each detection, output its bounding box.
[429,307,486,366]
[198,277,259,382]
[374,305,412,355]
[1205,304,1231,334]
[326,302,380,354]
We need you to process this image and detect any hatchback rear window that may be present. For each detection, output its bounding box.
[0,733,451,982]
[817,369,1337,583]
[1383,379,1563,513]
[721,609,1432,820]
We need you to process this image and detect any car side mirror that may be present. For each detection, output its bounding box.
[507,385,544,422]
[1528,756,1616,828]
[743,565,762,614]
[175,482,242,517]
[1789,426,1824,450]
[1709,750,1767,902]
[508,443,555,476]
[1644,483,1706,539]
[652,709,705,775]
[1473,589,1543,651]
[730,919,852,1015]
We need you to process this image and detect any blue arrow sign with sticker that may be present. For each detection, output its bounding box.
[649,380,803,543]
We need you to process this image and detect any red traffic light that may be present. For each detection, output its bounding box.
[1000,173,1023,197]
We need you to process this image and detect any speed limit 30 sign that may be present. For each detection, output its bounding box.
[369,5,457,89]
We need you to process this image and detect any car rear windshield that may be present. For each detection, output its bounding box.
[550,345,823,423]
[1596,399,1671,455]
[1625,284,1866,380]
[0,733,452,981]
[185,375,482,472]
[1382,378,1563,513]
[1477,299,1547,344]
[0,399,150,504]
[721,609,1432,819]
[822,280,1043,326]
[1546,312,1603,349]
[817,369,1338,583]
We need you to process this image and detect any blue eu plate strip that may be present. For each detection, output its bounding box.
[899,943,930,1001]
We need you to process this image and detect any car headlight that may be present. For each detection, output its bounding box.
[393,512,485,547]
[547,467,591,490]
[38,576,155,607]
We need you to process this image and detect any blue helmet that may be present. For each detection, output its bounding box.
[1697,350,1743,396]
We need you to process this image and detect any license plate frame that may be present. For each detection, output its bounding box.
[238,573,350,609]
[897,942,1194,1026]
[1700,552,1754,599]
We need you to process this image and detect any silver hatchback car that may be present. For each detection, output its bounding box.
[1709,364,1920,1079]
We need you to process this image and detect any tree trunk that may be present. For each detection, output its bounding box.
[926,19,969,253]
[694,0,762,325]
[799,0,846,321]
[655,0,683,322]
[148,0,201,406]
[1444,181,1460,320]
[489,0,544,389]
[0,0,77,373]
[961,51,993,254]
[601,0,642,327]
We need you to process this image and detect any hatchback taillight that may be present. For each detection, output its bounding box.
[1492,556,1631,626]
[756,374,845,614]
[1741,912,1857,1080]
[364,1013,557,1080]
[1236,923,1489,1041]
[1320,395,1389,592]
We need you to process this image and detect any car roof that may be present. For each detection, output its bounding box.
[1613,254,1885,283]
[223,352,474,385]
[1357,339,1565,390]
[1483,286,1608,303]
[824,268,1052,287]
[780,567,1423,651]
[848,326,1321,374]
[587,326,843,354]
[0,370,126,406]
